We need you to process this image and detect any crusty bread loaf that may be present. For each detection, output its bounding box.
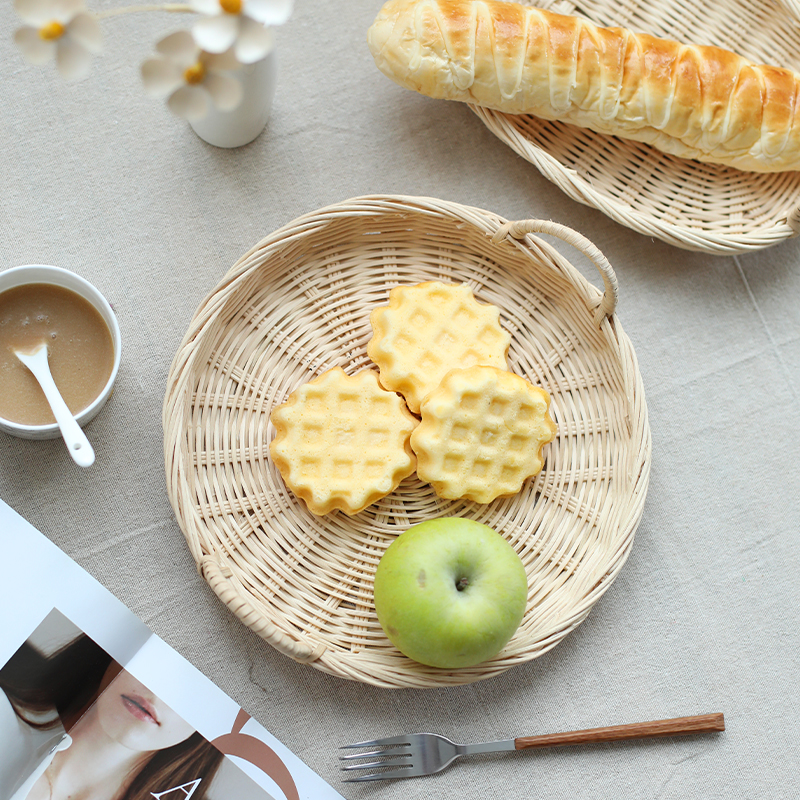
[367,0,800,172]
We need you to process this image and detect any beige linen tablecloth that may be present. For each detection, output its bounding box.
[1,2,798,798]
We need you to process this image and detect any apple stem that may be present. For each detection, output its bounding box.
[456,576,469,591]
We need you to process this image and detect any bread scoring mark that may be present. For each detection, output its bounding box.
[598,24,626,123]
[642,33,676,131]
[720,61,746,155]
[761,66,797,159]
[544,10,581,114]
[434,0,476,93]
[408,1,426,75]
[486,0,526,101]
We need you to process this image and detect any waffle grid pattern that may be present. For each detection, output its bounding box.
[368,281,511,413]
[269,368,417,515]
[412,366,557,503]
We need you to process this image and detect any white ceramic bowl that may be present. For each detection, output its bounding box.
[0,265,122,440]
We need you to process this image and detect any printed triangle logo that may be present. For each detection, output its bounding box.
[150,779,202,799]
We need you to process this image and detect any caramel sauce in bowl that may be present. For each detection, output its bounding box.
[0,266,121,440]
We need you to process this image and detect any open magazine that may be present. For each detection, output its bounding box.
[0,499,345,800]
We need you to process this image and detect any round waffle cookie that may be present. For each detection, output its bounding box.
[411,365,557,504]
[367,281,511,414]
[269,367,418,515]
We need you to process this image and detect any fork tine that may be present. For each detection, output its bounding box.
[339,734,411,749]
[339,746,412,761]
[341,759,410,772]
[342,766,415,783]
[340,735,417,782]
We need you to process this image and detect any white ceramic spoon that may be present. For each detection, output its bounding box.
[15,344,96,467]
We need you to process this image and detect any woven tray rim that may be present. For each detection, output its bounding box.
[471,106,800,254]
[163,194,652,688]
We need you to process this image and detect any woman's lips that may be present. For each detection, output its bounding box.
[121,694,160,725]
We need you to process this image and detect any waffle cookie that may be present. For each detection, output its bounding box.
[269,367,418,515]
[411,365,556,503]
[367,281,511,414]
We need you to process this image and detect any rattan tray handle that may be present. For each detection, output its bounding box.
[786,204,800,236]
[492,219,619,323]
[200,555,326,664]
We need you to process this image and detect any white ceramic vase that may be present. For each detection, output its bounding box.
[189,50,277,148]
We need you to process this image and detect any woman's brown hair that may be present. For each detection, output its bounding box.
[0,636,110,730]
[122,733,223,800]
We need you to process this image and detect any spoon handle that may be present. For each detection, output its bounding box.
[21,352,95,467]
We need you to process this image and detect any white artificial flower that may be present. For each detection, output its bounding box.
[189,0,293,64]
[13,0,102,81]
[141,31,244,122]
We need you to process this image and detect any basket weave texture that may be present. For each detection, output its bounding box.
[471,0,800,254]
[163,196,651,688]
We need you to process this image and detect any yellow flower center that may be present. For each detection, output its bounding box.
[184,61,206,85]
[39,21,66,40]
[219,0,242,13]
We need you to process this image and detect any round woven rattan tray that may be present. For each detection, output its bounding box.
[163,196,651,688]
[470,0,800,255]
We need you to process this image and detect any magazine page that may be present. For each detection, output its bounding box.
[0,499,345,800]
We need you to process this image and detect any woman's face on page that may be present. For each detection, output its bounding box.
[94,669,195,751]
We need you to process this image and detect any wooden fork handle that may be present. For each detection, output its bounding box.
[514,713,725,750]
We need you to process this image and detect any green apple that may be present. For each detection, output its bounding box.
[373,517,528,669]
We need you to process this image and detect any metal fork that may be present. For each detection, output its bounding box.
[340,712,725,781]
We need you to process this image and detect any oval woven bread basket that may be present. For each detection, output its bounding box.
[163,195,651,688]
[470,0,800,255]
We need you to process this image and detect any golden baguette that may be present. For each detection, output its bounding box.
[367,0,800,172]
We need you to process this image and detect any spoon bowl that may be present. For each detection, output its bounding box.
[14,345,96,468]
